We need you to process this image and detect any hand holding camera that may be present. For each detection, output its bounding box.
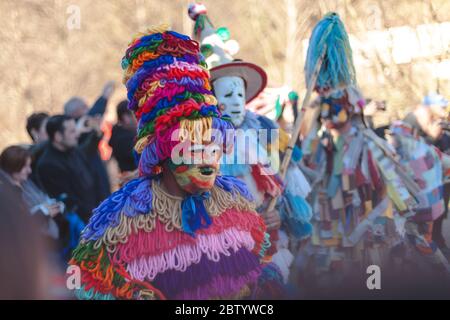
[76,114,103,136]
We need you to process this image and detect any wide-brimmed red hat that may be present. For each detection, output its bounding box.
[210,61,267,103]
[188,3,267,103]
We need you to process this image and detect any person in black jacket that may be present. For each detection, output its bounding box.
[25,112,50,187]
[36,115,100,223]
[109,100,137,173]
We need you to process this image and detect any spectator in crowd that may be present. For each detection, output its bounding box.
[63,81,116,200]
[403,93,449,146]
[26,112,50,185]
[0,146,62,241]
[36,115,100,223]
[0,183,50,299]
[0,145,86,261]
[108,100,137,174]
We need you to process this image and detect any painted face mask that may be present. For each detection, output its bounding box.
[168,142,222,194]
[213,76,246,127]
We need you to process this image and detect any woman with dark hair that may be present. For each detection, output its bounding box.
[0,145,86,263]
[0,146,62,241]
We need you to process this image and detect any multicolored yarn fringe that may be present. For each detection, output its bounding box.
[70,175,277,299]
[121,25,233,176]
[305,12,356,95]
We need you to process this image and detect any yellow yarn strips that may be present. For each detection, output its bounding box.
[179,117,213,144]
[130,24,170,45]
[134,136,149,154]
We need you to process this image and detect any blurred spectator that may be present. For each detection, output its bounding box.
[0,146,60,240]
[0,183,50,299]
[109,100,137,173]
[0,145,85,261]
[26,112,50,185]
[36,115,99,223]
[63,81,116,200]
[403,93,449,146]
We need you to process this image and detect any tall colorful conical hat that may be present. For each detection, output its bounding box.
[121,24,233,176]
[188,3,267,103]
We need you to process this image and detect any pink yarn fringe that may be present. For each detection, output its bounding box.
[113,208,262,264]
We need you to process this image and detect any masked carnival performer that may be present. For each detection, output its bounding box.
[188,3,313,287]
[299,13,423,288]
[69,25,282,300]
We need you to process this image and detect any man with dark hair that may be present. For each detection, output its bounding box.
[36,115,100,223]
[108,100,137,174]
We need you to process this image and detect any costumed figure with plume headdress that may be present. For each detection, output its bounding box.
[298,13,431,288]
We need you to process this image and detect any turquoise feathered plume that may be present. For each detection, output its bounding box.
[305,12,356,92]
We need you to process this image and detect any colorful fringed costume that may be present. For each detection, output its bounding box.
[388,121,450,272]
[299,13,421,281]
[69,26,280,300]
[188,4,313,285]
[303,118,419,273]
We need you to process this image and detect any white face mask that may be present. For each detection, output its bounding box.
[213,76,246,127]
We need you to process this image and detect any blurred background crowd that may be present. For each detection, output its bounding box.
[0,81,140,298]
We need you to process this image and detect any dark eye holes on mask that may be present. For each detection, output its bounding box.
[224,92,244,98]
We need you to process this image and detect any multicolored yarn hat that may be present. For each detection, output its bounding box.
[121,24,233,176]
[188,3,267,103]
